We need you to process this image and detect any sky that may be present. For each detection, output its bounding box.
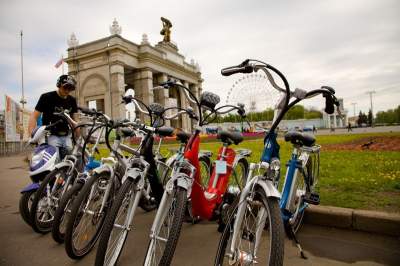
[0,0,399,117]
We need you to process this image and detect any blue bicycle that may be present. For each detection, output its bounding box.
[215,59,340,265]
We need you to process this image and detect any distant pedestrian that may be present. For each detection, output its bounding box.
[312,125,316,134]
[347,122,352,132]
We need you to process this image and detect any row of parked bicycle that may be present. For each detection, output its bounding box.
[19,59,340,265]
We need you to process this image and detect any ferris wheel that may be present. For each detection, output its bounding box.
[225,73,283,113]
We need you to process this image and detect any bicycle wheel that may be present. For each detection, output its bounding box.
[199,156,211,188]
[285,158,312,235]
[19,190,36,226]
[215,186,284,266]
[95,177,138,266]
[30,166,69,234]
[52,181,83,243]
[65,172,113,259]
[144,186,187,266]
[231,158,249,190]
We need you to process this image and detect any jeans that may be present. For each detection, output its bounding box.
[48,134,73,161]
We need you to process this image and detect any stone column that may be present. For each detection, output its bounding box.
[155,74,170,127]
[133,69,154,123]
[110,64,125,119]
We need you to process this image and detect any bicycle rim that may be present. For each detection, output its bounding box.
[71,173,111,256]
[145,187,187,266]
[215,188,284,265]
[102,180,137,266]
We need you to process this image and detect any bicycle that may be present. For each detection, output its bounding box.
[94,89,213,266]
[51,107,104,243]
[143,81,250,266]
[29,108,93,234]
[214,59,340,265]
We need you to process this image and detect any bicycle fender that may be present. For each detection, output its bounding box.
[93,164,113,177]
[257,179,281,199]
[21,183,40,193]
[54,160,74,173]
[176,174,192,192]
[122,167,142,184]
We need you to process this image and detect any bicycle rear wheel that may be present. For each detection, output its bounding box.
[215,186,284,266]
[284,157,313,235]
[65,172,113,259]
[52,181,83,243]
[95,178,138,266]
[144,186,187,266]
[19,190,36,226]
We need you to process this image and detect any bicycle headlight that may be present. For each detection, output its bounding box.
[270,158,280,171]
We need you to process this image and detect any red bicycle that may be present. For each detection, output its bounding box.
[144,81,250,266]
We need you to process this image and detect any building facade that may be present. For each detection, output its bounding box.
[65,19,202,131]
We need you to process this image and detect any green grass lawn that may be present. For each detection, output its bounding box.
[99,132,400,212]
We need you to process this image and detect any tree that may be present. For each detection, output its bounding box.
[367,109,373,126]
[357,111,367,126]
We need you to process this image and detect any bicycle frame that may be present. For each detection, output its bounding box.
[184,130,236,220]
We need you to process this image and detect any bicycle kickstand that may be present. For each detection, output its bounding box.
[288,225,308,260]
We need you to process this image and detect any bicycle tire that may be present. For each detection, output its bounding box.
[52,181,83,243]
[284,157,313,235]
[65,171,112,259]
[199,155,212,188]
[143,186,187,266]
[215,186,284,266]
[30,166,69,234]
[231,158,249,190]
[19,190,36,226]
[95,177,138,266]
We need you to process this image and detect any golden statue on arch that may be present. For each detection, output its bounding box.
[160,17,172,42]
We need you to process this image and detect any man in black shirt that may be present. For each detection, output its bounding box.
[28,74,79,159]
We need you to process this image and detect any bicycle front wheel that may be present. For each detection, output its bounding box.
[144,186,187,266]
[30,166,69,234]
[215,186,284,266]
[95,178,138,266]
[65,172,113,259]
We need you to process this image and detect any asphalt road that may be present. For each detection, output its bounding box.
[0,155,399,266]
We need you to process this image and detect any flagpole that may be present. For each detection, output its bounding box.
[20,30,26,109]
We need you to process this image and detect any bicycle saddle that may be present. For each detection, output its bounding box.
[176,130,191,143]
[284,131,315,147]
[217,131,244,145]
[156,126,174,137]
[121,127,136,137]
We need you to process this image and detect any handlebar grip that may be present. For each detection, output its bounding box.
[78,106,97,116]
[321,86,335,94]
[323,93,335,114]
[122,95,133,104]
[221,65,253,76]
[160,80,176,88]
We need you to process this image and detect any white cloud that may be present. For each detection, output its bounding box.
[0,0,399,115]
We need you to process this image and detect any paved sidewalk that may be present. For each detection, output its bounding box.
[0,155,399,265]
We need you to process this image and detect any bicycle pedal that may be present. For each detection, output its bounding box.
[303,192,320,205]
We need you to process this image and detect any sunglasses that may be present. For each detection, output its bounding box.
[62,84,75,91]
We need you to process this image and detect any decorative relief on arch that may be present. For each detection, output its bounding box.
[81,74,108,97]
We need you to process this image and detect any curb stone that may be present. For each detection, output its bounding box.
[305,205,400,237]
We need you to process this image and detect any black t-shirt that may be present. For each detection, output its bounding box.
[35,91,78,136]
